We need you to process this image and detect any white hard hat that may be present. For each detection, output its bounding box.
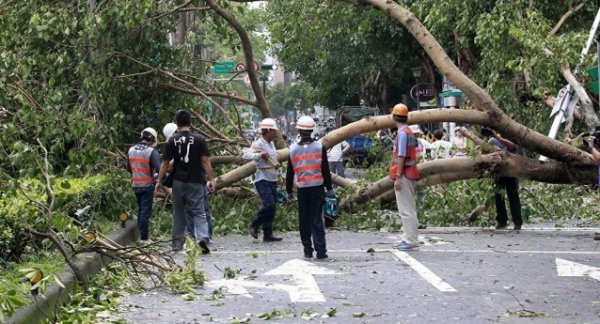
[259,118,279,130]
[409,125,422,134]
[163,122,177,139]
[141,127,158,140]
[296,116,316,130]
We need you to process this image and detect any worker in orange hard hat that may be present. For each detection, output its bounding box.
[389,103,421,251]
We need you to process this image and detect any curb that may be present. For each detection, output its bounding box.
[6,220,139,324]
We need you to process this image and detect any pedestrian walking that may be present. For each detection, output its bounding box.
[242,118,283,242]
[126,127,161,243]
[389,104,421,251]
[286,116,334,259]
[155,110,216,254]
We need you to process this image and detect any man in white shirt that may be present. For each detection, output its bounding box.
[429,129,452,159]
[409,125,431,161]
[242,118,283,242]
[326,129,350,179]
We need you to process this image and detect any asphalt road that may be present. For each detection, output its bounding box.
[117,227,600,323]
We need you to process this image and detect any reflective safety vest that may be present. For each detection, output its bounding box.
[128,143,155,188]
[389,127,420,181]
[290,141,324,188]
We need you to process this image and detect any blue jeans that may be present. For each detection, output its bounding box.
[328,161,345,178]
[252,180,277,233]
[187,189,212,239]
[172,180,209,250]
[133,187,154,241]
[297,186,327,257]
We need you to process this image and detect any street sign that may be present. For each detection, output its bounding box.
[235,62,246,72]
[213,61,235,74]
[410,83,435,102]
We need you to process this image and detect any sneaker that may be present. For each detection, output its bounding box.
[418,224,427,229]
[393,241,418,251]
[495,224,508,230]
[198,240,210,255]
[316,254,328,260]
[513,225,522,230]
[304,253,313,259]
[139,239,153,245]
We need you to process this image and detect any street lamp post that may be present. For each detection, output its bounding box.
[411,67,422,111]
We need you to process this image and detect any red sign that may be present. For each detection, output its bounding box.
[410,83,435,102]
[235,62,246,72]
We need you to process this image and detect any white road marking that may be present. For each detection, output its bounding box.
[388,249,457,292]
[206,259,338,303]
[264,259,338,302]
[212,248,600,255]
[556,258,600,282]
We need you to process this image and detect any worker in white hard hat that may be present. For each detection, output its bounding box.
[286,116,334,259]
[242,118,283,242]
[126,127,161,243]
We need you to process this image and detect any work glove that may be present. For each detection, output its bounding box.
[326,189,336,198]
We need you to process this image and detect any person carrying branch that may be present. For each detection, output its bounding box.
[126,127,161,243]
[286,116,334,259]
[389,104,421,251]
[243,118,283,242]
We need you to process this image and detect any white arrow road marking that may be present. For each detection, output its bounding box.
[264,259,338,303]
[389,250,457,292]
[206,259,339,303]
[556,258,600,282]
[206,276,298,299]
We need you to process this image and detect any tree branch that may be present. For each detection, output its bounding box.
[549,0,587,36]
[204,0,275,130]
[339,0,595,165]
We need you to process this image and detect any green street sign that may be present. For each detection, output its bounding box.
[213,61,235,74]
[261,64,276,70]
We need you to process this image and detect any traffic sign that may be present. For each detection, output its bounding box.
[235,62,246,72]
[213,61,235,74]
[410,83,435,102]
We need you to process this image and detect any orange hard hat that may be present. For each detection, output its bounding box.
[392,104,409,117]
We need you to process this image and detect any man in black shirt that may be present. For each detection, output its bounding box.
[156,110,216,254]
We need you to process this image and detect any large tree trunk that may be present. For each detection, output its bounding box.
[216,106,597,190]
[342,152,596,209]
[341,0,595,165]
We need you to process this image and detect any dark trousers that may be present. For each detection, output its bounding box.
[134,187,154,240]
[297,186,326,257]
[252,180,277,234]
[495,177,522,227]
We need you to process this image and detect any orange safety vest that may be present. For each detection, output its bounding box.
[389,127,420,181]
[290,141,324,188]
[128,144,155,187]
